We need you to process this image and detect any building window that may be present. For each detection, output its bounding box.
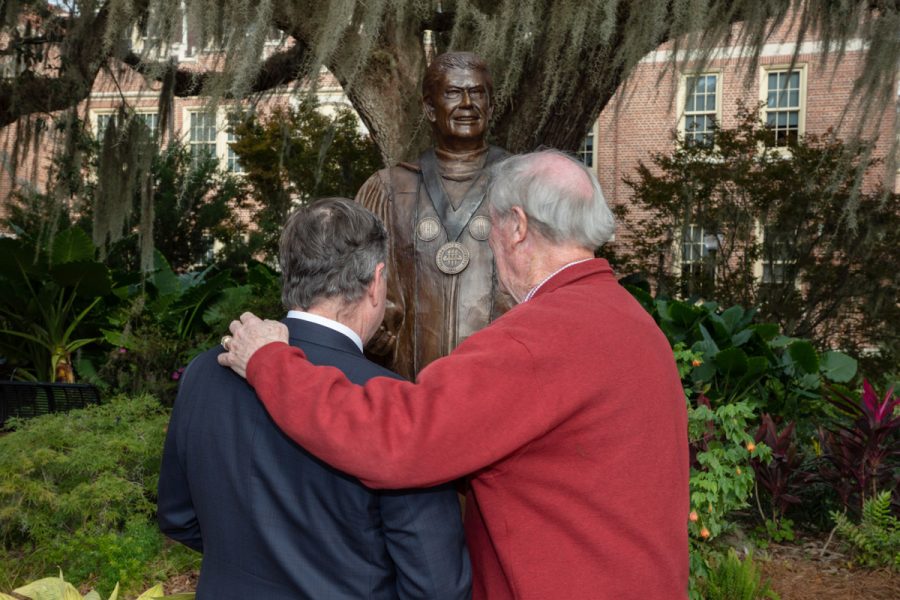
[95,113,119,140]
[226,128,243,173]
[681,224,706,275]
[96,111,159,143]
[680,224,716,297]
[761,226,795,284]
[137,112,159,138]
[763,69,804,146]
[189,111,217,160]
[682,73,719,146]
[578,130,594,167]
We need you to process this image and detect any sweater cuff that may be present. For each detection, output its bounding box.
[246,342,301,387]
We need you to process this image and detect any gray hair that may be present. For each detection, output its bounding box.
[486,149,615,249]
[279,198,387,310]
[423,51,494,103]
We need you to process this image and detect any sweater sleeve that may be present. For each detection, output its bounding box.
[245,325,567,489]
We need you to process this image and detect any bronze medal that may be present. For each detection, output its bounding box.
[468,215,491,240]
[435,241,470,275]
[416,217,441,242]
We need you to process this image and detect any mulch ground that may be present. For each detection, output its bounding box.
[759,540,899,600]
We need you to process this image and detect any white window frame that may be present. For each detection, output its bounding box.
[185,109,219,162]
[578,121,597,168]
[678,70,723,146]
[183,107,246,173]
[753,222,798,286]
[759,64,808,149]
[92,109,160,142]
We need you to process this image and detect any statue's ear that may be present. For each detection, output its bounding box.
[423,96,436,123]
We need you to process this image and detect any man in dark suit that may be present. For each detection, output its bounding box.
[157,198,471,599]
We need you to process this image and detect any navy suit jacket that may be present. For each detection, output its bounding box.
[157,318,471,599]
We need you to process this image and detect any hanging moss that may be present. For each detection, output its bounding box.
[2,0,898,247]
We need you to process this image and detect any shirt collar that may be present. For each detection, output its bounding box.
[524,258,594,302]
[286,310,363,352]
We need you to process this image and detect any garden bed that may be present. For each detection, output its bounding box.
[761,540,899,599]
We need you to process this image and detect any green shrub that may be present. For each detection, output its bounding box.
[702,549,779,600]
[832,491,900,570]
[0,395,200,595]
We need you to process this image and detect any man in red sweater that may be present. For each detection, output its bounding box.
[219,150,689,599]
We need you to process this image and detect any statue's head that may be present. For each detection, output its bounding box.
[422,52,493,151]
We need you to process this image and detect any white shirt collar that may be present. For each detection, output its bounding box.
[524,258,593,302]
[286,310,364,352]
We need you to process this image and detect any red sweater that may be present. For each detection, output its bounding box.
[247,259,689,599]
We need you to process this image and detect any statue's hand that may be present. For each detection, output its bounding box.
[366,324,397,357]
[217,312,289,378]
[365,300,401,357]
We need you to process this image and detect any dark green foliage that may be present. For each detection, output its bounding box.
[628,288,857,422]
[619,104,900,381]
[98,139,249,275]
[229,101,383,257]
[0,395,199,595]
[702,550,779,600]
[0,226,113,382]
[832,491,900,570]
[96,254,232,405]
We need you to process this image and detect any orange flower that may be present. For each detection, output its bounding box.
[700,527,710,539]
[689,511,699,522]
[736,467,742,475]
[691,359,703,367]
[747,442,756,453]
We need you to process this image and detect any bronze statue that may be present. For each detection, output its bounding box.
[356,52,513,380]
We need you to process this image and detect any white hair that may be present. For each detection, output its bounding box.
[487,149,615,249]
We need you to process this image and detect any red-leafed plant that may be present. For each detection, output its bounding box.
[751,414,804,521]
[818,381,900,512]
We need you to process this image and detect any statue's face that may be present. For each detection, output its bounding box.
[424,67,492,150]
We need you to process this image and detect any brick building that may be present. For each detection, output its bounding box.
[583,17,898,283]
[0,22,351,222]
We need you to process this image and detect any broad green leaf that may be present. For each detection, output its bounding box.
[135,584,164,600]
[107,582,119,600]
[51,261,112,297]
[51,227,94,265]
[749,323,780,342]
[745,356,768,377]
[769,334,794,348]
[788,340,819,374]
[1,594,22,600]
[669,300,702,329]
[691,360,716,383]
[715,347,749,377]
[820,351,858,383]
[151,250,180,296]
[697,324,720,355]
[14,576,83,600]
[158,595,196,600]
[84,591,101,600]
[730,329,753,347]
[719,305,745,334]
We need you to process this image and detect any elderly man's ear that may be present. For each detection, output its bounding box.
[507,206,529,246]
[368,262,388,307]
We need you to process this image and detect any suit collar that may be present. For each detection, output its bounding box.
[283,317,363,356]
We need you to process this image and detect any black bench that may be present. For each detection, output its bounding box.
[0,381,102,429]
